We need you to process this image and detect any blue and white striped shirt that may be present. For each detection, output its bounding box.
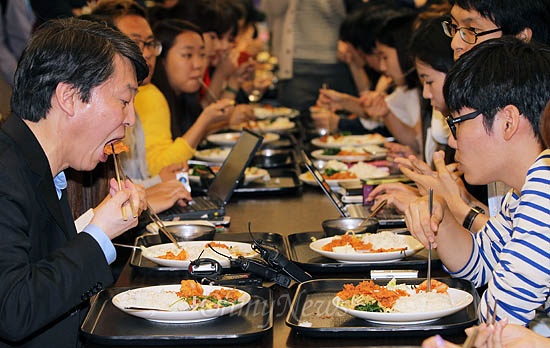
[450,150,550,326]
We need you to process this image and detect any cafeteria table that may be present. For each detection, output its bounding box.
[82,188,470,348]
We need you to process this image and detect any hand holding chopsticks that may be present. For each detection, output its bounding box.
[110,152,181,249]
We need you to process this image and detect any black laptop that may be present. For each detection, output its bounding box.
[301,150,406,228]
[160,129,263,220]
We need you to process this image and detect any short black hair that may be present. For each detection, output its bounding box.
[91,0,148,26]
[11,17,148,122]
[443,36,550,142]
[409,15,454,74]
[450,0,550,45]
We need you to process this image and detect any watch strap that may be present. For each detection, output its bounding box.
[462,206,483,231]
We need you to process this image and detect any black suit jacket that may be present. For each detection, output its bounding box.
[0,115,114,347]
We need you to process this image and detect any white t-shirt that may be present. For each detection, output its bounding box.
[384,86,421,128]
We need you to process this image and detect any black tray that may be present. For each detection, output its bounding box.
[81,285,272,345]
[130,232,289,273]
[286,278,479,337]
[287,231,441,274]
[234,169,302,195]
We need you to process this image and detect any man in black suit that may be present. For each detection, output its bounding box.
[0,18,148,347]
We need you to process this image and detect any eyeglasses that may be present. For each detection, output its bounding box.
[446,110,482,139]
[441,20,502,44]
[134,39,162,56]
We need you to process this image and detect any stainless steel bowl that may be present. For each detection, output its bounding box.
[322,217,379,237]
[159,224,216,242]
[254,148,290,168]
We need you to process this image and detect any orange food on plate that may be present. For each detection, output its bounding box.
[103,141,129,155]
[205,242,230,249]
[324,171,357,180]
[322,234,372,251]
[157,249,188,260]
[416,279,449,293]
[177,280,204,297]
[322,234,407,253]
[336,280,408,309]
[209,288,242,301]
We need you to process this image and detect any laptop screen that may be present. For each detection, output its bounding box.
[301,150,349,217]
[208,129,263,204]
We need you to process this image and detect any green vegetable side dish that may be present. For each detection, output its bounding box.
[170,295,242,310]
[322,148,341,156]
[355,300,383,312]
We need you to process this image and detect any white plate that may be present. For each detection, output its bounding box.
[299,172,361,187]
[309,235,423,262]
[253,106,299,119]
[311,134,390,148]
[234,118,296,132]
[206,132,242,146]
[140,241,256,268]
[207,132,280,146]
[145,220,216,234]
[189,167,269,185]
[112,284,251,323]
[332,288,473,324]
[194,147,231,163]
[310,148,386,162]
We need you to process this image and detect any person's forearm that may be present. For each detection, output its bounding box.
[348,63,371,94]
[340,95,365,116]
[434,210,475,272]
[446,195,489,233]
[383,113,420,153]
[182,115,211,149]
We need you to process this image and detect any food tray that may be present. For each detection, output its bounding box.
[130,232,288,273]
[286,278,478,337]
[234,169,302,195]
[287,231,441,274]
[81,285,272,345]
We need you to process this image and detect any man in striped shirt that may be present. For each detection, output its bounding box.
[405,37,550,329]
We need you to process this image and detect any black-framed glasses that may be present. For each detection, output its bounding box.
[441,20,502,44]
[134,39,162,56]
[446,110,482,139]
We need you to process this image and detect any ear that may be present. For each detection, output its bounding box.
[54,82,79,117]
[498,105,521,141]
[516,28,533,42]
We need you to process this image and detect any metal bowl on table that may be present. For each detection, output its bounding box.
[159,223,216,243]
[254,148,290,167]
[321,217,379,237]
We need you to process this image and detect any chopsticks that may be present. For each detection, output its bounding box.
[145,205,181,249]
[461,327,479,348]
[427,188,434,292]
[198,79,219,102]
[110,145,180,249]
[463,300,498,347]
[111,144,136,220]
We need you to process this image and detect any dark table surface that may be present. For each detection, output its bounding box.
[82,188,473,348]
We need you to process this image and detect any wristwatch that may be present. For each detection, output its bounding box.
[462,206,485,231]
